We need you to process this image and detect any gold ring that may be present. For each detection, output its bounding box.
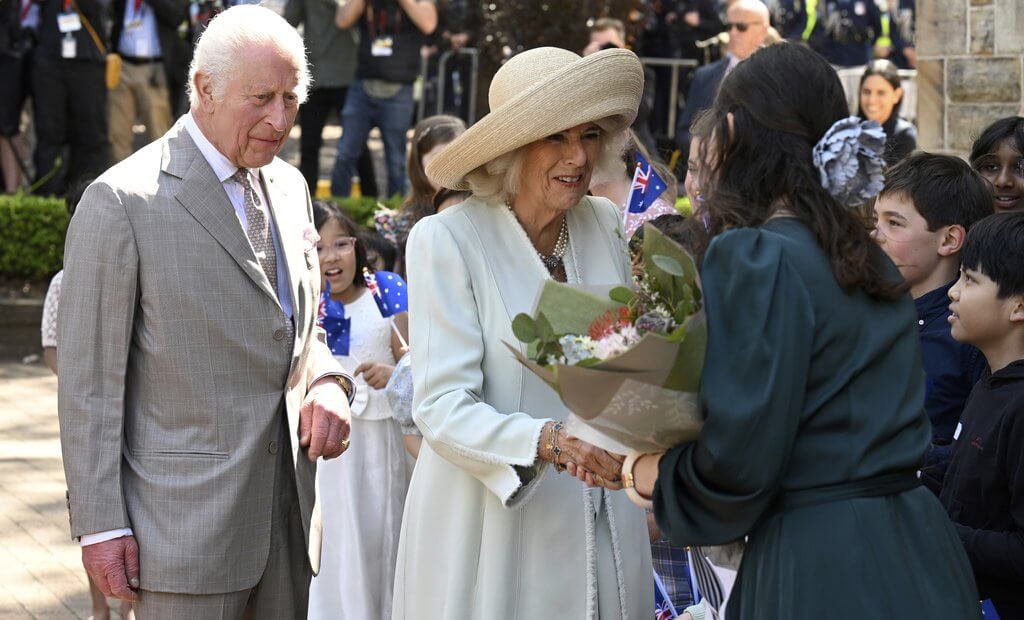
[341,438,351,450]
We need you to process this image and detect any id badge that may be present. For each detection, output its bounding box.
[135,38,150,57]
[371,36,393,57]
[61,34,76,58]
[57,11,82,33]
[953,421,963,440]
[854,1,866,15]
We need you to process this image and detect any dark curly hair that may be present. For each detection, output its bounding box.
[697,43,904,301]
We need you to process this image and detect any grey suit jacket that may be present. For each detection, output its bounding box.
[57,119,345,594]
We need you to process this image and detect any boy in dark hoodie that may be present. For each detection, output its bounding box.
[936,211,1024,618]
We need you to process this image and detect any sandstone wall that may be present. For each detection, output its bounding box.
[916,0,1024,154]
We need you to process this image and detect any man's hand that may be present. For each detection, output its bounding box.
[299,377,352,461]
[82,536,139,601]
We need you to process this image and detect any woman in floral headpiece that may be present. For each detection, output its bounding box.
[624,43,980,619]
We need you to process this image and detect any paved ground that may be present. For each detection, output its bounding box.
[0,362,99,619]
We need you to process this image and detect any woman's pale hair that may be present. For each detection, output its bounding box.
[187,4,311,109]
[464,128,628,205]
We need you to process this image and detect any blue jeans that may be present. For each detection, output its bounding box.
[330,80,415,197]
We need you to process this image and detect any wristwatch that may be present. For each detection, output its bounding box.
[333,374,356,405]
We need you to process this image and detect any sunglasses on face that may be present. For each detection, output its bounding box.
[726,21,761,32]
[317,236,357,255]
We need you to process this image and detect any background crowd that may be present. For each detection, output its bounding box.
[1,0,923,200]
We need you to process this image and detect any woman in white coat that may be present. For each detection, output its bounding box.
[394,47,654,619]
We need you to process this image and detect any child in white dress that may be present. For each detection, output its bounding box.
[308,202,412,620]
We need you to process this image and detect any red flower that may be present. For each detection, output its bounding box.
[588,307,632,340]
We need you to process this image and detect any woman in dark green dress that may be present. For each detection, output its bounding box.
[625,44,980,618]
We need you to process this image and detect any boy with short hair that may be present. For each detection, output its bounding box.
[872,153,993,459]
[938,211,1024,617]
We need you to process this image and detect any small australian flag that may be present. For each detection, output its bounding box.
[654,570,678,619]
[627,150,668,214]
[317,281,351,357]
[363,268,408,318]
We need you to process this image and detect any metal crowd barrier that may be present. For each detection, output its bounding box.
[637,56,700,140]
[416,47,481,125]
[416,50,701,137]
[436,48,480,124]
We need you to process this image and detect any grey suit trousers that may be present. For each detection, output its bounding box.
[133,415,312,619]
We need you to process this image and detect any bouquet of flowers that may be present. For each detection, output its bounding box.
[506,224,706,454]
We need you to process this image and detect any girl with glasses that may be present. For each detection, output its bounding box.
[308,200,412,620]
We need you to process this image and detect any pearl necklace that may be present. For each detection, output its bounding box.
[538,217,569,271]
[507,203,569,272]
[501,201,582,283]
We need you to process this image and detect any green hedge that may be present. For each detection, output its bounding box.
[2,193,685,281]
[0,194,406,282]
[0,195,70,280]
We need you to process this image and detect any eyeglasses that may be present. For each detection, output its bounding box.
[726,21,761,32]
[317,236,357,255]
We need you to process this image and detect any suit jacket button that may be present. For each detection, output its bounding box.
[273,329,285,341]
[268,440,279,455]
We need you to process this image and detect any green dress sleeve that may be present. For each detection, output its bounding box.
[653,226,816,545]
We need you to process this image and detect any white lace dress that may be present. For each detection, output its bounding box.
[308,289,414,620]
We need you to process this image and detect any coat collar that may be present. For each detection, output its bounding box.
[915,279,954,328]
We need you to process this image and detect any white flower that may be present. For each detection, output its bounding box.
[558,335,598,365]
[592,326,641,360]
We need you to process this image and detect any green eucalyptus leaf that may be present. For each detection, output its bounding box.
[608,286,636,305]
[536,313,556,342]
[511,314,539,343]
[651,254,685,277]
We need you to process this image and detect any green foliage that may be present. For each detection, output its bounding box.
[0,193,406,282]
[608,286,636,305]
[512,313,539,343]
[641,224,702,325]
[675,196,693,217]
[0,194,70,280]
[322,195,404,229]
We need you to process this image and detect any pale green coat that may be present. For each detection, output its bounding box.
[394,196,654,619]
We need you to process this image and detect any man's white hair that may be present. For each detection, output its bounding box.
[187,4,310,109]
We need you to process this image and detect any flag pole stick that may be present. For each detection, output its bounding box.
[389,318,409,352]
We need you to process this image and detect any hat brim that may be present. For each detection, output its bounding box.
[426,48,645,191]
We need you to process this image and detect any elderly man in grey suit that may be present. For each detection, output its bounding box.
[56,5,356,617]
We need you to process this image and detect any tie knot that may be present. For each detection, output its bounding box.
[232,168,251,186]
[232,168,262,207]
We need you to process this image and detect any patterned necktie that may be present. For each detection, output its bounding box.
[232,168,278,293]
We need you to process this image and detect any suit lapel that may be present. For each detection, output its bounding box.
[261,167,304,327]
[164,125,280,307]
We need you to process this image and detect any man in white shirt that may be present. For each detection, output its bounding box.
[107,0,186,163]
[57,6,355,617]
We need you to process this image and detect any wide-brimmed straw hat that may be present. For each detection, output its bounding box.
[426,46,644,191]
